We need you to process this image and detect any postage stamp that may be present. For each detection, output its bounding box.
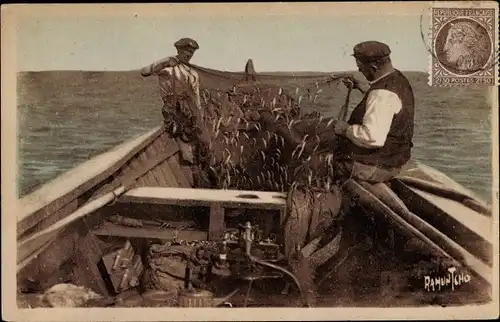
[429,3,499,86]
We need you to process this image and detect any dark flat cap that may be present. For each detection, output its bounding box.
[174,38,199,50]
[352,41,391,62]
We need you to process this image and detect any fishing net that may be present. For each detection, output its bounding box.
[159,61,355,282]
[142,244,190,293]
[180,62,355,191]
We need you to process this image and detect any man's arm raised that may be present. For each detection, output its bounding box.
[140,56,179,77]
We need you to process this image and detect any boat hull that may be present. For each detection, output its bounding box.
[16,127,494,305]
[17,127,195,293]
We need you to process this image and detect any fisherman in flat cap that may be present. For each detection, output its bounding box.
[260,41,415,182]
[288,40,413,301]
[140,37,204,165]
[331,40,415,182]
[258,41,416,305]
[319,40,415,295]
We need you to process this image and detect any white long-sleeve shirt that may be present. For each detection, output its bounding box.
[345,72,402,148]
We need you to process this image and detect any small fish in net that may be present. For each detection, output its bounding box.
[153,60,353,297]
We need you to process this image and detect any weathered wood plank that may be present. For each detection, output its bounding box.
[91,167,126,198]
[363,182,492,270]
[135,175,147,187]
[18,187,127,265]
[101,160,134,189]
[18,198,79,240]
[128,156,142,172]
[209,204,225,241]
[150,166,170,187]
[17,217,99,293]
[157,160,181,187]
[18,127,164,237]
[118,138,179,188]
[150,132,177,158]
[138,151,159,186]
[20,129,177,238]
[146,133,180,187]
[118,187,286,210]
[146,170,160,186]
[180,164,194,187]
[18,135,180,272]
[391,179,493,266]
[71,229,111,296]
[92,222,207,241]
[115,160,135,183]
[17,226,77,277]
[150,131,170,152]
[145,143,167,187]
[167,154,192,188]
[18,231,62,270]
[395,179,491,238]
[343,179,492,287]
[72,247,110,296]
[132,153,148,187]
[399,161,487,203]
[396,176,491,216]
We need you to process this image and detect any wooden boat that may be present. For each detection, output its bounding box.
[16,125,494,307]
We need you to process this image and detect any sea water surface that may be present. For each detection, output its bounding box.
[17,71,493,202]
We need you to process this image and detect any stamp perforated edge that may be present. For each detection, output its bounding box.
[427,1,499,87]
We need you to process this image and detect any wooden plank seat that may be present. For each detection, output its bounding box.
[116,187,287,240]
[119,187,287,209]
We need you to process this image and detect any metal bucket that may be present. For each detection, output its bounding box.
[178,288,239,308]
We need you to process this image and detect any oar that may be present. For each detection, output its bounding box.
[395,176,491,216]
[360,182,492,265]
[346,180,492,298]
[343,180,457,260]
[337,86,353,122]
[343,180,492,285]
[17,185,128,271]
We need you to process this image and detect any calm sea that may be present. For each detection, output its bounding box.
[17,71,493,202]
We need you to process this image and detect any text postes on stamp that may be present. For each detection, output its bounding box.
[429,4,499,87]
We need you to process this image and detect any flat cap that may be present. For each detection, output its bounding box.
[174,38,199,50]
[352,41,391,62]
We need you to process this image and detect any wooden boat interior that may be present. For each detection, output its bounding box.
[17,127,286,298]
[16,126,494,307]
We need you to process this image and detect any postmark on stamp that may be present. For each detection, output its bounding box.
[429,3,499,87]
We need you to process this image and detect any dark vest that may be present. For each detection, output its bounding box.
[337,70,415,169]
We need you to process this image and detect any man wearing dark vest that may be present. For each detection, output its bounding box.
[258,41,415,306]
[259,41,414,183]
[332,40,415,181]
[308,41,414,302]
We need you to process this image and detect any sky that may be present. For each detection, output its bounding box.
[13,3,431,73]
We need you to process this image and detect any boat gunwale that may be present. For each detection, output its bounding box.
[17,125,165,237]
[406,162,490,207]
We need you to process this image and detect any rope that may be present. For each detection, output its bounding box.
[249,257,311,307]
[188,63,324,79]
[186,62,351,93]
[108,189,119,206]
[337,86,353,121]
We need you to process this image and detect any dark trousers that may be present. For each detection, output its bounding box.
[334,160,402,184]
